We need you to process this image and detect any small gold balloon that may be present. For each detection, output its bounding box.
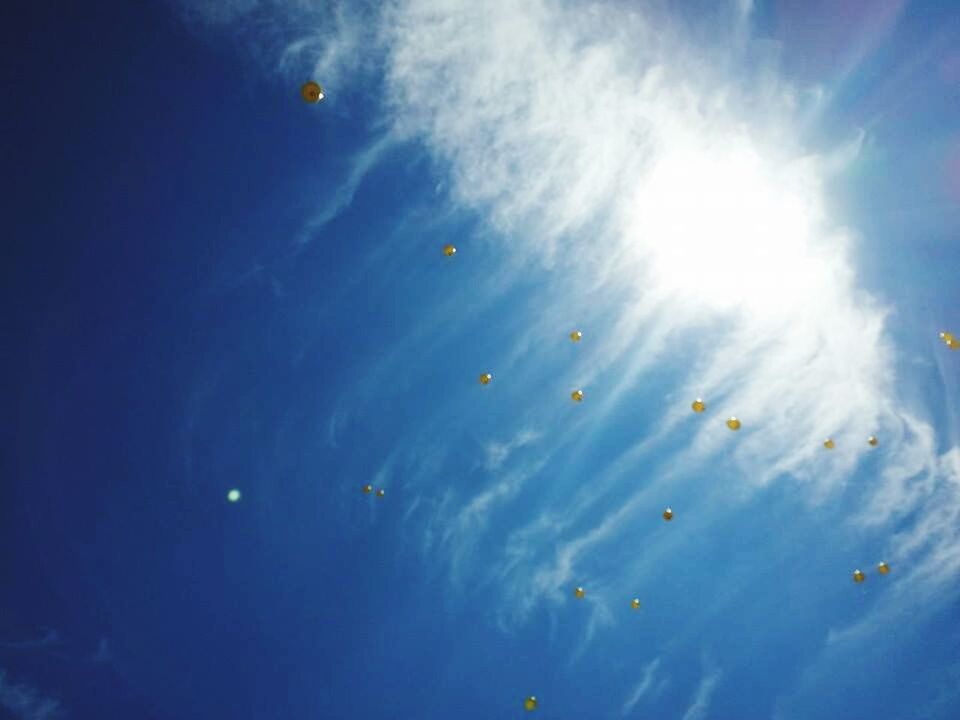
[691,398,706,413]
[443,244,457,257]
[571,389,584,402]
[949,337,960,350]
[524,696,538,712]
[300,80,324,103]
[877,561,890,575]
[868,436,879,447]
[570,330,582,342]
[824,438,835,450]
[662,507,673,521]
[574,586,586,599]
[362,484,373,494]
[726,417,742,431]
[852,569,866,583]
[376,488,385,498]
[631,598,641,610]
[479,373,493,385]
[940,331,954,344]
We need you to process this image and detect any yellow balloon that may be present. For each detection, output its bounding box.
[570,330,583,342]
[726,417,741,431]
[631,598,641,610]
[662,507,674,521]
[443,244,457,257]
[949,337,960,350]
[362,484,373,494]
[479,373,493,385]
[868,436,879,447]
[691,398,706,413]
[571,389,584,402]
[940,331,954,344]
[376,488,385,498]
[852,569,866,583]
[301,81,324,103]
[524,696,538,712]
[574,586,586,599]
[823,438,835,450]
[877,561,890,575]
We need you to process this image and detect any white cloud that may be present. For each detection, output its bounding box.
[622,657,662,716]
[483,428,540,471]
[682,659,722,720]
[188,0,959,664]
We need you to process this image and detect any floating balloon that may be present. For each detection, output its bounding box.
[227,489,241,503]
[301,81,324,103]
[949,337,960,351]
[853,569,866,583]
[823,438,835,450]
[631,598,641,610]
[940,331,954,344]
[868,436,879,447]
[362,484,373,494]
[877,561,890,575]
[691,398,706,413]
[574,586,586,599]
[480,373,493,385]
[524,697,538,712]
[726,417,741,431]
[571,389,584,402]
[570,330,582,342]
[663,507,673,521]
[376,488,385,498]
[443,244,457,257]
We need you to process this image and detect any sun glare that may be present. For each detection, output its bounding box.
[631,139,828,316]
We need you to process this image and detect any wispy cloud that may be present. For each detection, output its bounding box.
[483,429,540,471]
[0,670,63,720]
[621,657,662,716]
[185,0,959,668]
[682,658,722,720]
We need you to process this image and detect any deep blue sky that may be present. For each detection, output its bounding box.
[3,1,959,719]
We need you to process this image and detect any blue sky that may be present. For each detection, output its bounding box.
[2,0,959,718]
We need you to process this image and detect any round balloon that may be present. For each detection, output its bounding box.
[301,81,324,103]
[691,398,706,413]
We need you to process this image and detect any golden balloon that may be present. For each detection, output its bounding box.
[574,586,586,599]
[479,373,493,385]
[726,417,742,431]
[662,507,674,521]
[877,561,890,575]
[571,389,584,402]
[362,484,373,494]
[300,80,324,103]
[691,398,706,413]
[823,438,835,450]
[949,337,960,350]
[868,436,879,447]
[940,331,954,344]
[631,598,641,610]
[524,696,538,712]
[376,488,385,498]
[570,330,582,342]
[443,244,457,257]
[852,569,866,583]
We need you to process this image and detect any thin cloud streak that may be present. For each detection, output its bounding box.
[622,657,662,716]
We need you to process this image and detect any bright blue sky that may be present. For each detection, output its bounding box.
[2,1,959,718]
